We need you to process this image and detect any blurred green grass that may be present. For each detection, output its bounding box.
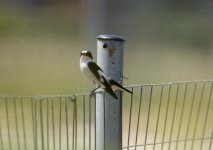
[1,5,213,96]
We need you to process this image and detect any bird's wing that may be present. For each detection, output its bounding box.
[101,76,118,99]
[109,79,133,94]
[87,62,118,99]
[87,61,103,80]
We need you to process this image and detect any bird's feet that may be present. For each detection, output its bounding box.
[89,86,100,98]
[89,90,96,99]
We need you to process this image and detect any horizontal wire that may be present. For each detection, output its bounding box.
[1,79,213,99]
[122,137,213,149]
[125,79,213,88]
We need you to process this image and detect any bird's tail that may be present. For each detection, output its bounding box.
[109,79,133,94]
[104,88,118,99]
[101,76,118,99]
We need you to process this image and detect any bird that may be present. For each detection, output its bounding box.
[80,50,133,99]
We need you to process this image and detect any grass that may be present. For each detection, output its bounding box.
[1,36,213,96]
[0,5,213,96]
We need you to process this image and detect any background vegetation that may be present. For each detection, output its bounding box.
[0,1,213,96]
[0,2,212,149]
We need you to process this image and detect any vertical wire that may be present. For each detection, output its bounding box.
[52,98,56,150]
[75,98,78,150]
[144,86,153,150]
[94,96,97,150]
[72,97,78,150]
[191,83,205,150]
[161,84,172,150]
[135,86,143,150]
[175,83,188,150]
[209,131,213,150]
[47,98,49,150]
[103,92,106,150]
[14,97,21,150]
[168,84,180,150]
[127,87,133,150]
[40,99,45,150]
[83,96,86,150]
[183,83,197,150]
[5,97,12,150]
[20,97,27,150]
[89,96,91,150]
[72,98,75,150]
[153,86,164,150]
[0,119,4,150]
[59,97,62,150]
[120,90,123,150]
[65,98,69,150]
[200,83,213,149]
[34,99,38,150]
[31,98,36,150]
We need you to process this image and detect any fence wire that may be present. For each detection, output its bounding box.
[0,80,213,150]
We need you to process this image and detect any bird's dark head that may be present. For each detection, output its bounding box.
[81,51,93,59]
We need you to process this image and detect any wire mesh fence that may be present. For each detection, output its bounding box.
[123,80,213,150]
[0,80,213,150]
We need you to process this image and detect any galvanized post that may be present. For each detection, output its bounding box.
[96,35,125,150]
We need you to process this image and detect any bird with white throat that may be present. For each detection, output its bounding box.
[80,50,132,99]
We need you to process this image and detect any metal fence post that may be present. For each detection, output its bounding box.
[96,35,125,150]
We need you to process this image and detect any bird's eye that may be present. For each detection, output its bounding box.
[103,43,108,48]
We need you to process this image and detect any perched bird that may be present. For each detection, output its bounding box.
[80,50,132,99]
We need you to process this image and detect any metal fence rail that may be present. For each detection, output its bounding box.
[0,80,213,150]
